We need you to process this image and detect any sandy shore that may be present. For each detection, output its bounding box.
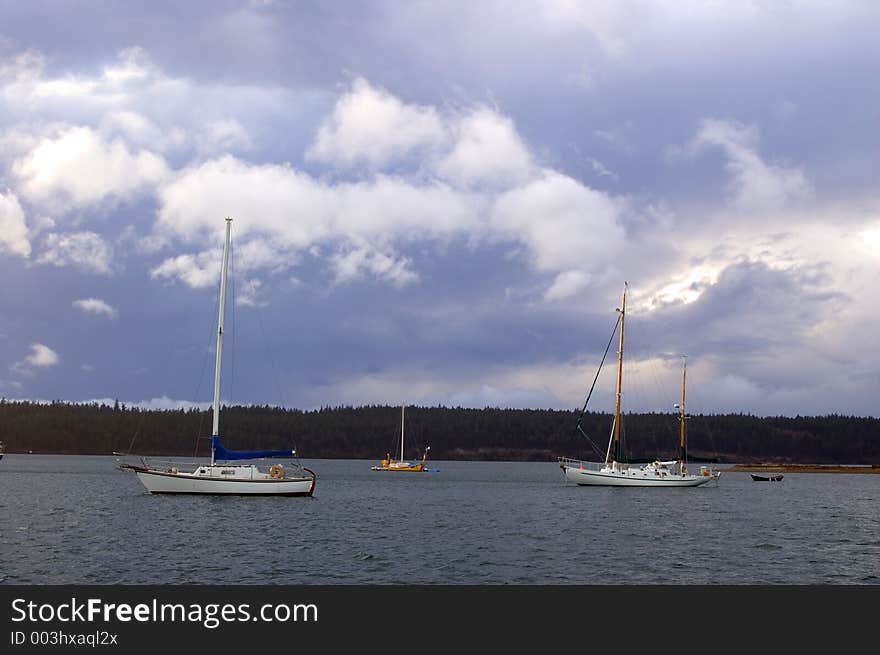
[723,463,880,474]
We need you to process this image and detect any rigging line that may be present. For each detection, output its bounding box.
[120,397,146,457]
[573,311,621,460]
[124,422,140,457]
[575,311,621,429]
[577,424,607,459]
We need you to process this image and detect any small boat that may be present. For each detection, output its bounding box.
[751,473,784,482]
[559,282,719,487]
[0,440,5,461]
[371,405,430,472]
[119,218,316,496]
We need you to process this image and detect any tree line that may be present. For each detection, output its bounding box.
[0,399,877,464]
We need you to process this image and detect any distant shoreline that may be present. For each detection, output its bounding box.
[3,452,879,472]
[3,401,879,465]
[724,463,880,474]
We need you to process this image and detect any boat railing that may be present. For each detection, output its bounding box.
[144,457,206,469]
[114,454,205,471]
[117,454,311,473]
[558,457,607,472]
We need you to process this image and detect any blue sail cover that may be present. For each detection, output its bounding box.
[211,436,295,461]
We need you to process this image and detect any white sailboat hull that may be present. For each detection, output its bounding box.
[130,467,315,496]
[561,463,713,487]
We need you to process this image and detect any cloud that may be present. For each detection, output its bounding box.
[330,243,419,288]
[11,343,59,374]
[73,297,118,318]
[130,396,211,410]
[302,256,855,416]
[545,270,591,302]
[0,50,44,84]
[37,231,114,274]
[0,190,30,257]
[156,156,331,247]
[235,278,265,307]
[150,248,221,288]
[84,396,211,411]
[306,77,446,168]
[689,119,811,210]
[538,0,632,60]
[153,150,623,297]
[2,51,625,299]
[299,357,604,412]
[152,156,477,286]
[0,45,303,220]
[2,21,877,418]
[490,170,626,275]
[198,119,253,155]
[433,107,534,189]
[12,125,169,211]
[308,79,534,188]
[149,77,626,299]
[586,157,619,182]
[233,238,292,275]
[861,223,880,252]
[444,384,561,409]
[100,110,187,153]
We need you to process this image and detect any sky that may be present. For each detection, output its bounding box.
[0,0,878,417]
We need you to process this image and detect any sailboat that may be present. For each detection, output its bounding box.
[120,218,316,496]
[559,282,718,487]
[371,405,430,472]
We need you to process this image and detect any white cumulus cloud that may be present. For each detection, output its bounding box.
[545,270,592,302]
[198,119,253,156]
[490,170,626,276]
[73,297,118,318]
[307,77,446,168]
[12,125,169,211]
[11,343,59,374]
[330,243,419,288]
[150,249,222,288]
[37,231,114,275]
[433,107,534,189]
[689,119,811,210]
[0,190,31,257]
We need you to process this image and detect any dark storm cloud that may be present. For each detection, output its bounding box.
[636,260,843,361]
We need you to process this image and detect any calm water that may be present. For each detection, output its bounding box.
[1,455,878,584]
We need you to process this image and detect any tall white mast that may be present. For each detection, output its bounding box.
[211,217,233,466]
[400,405,405,462]
[610,282,627,465]
[679,355,687,476]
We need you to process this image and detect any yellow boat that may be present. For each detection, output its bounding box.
[371,406,430,472]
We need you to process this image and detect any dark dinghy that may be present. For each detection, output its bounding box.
[751,473,784,482]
